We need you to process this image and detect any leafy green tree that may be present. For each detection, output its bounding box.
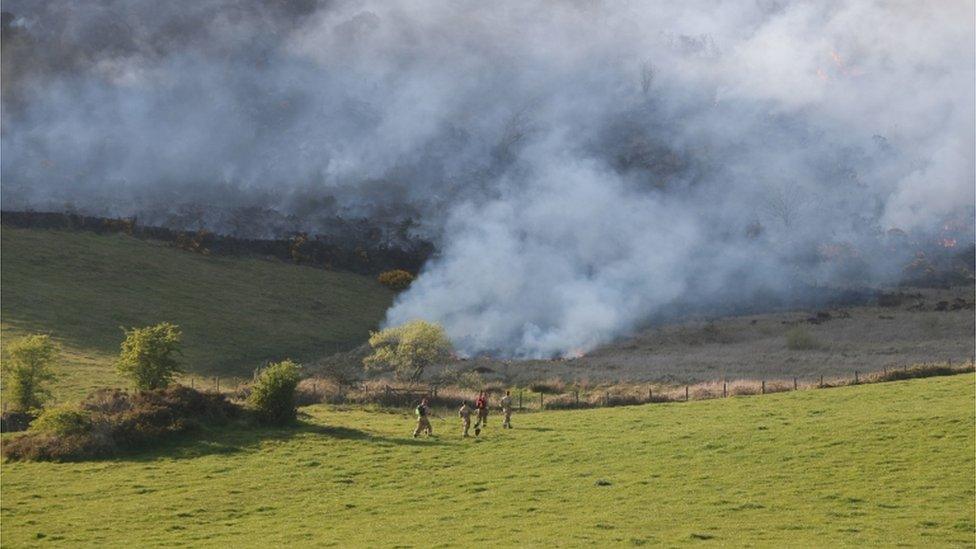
[116,323,183,390]
[364,320,453,381]
[3,334,60,411]
[249,360,302,425]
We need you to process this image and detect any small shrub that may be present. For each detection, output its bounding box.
[785,326,819,350]
[249,360,302,425]
[2,334,60,411]
[377,269,415,291]
[116,322,183,390]
[30,406,93,437]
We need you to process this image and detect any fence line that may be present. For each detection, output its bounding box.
[184,361,974,412]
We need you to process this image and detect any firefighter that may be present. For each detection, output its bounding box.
[500,390,513,429]
[474,391,489,435]
[413,397,433,437]
[458,401,473,437]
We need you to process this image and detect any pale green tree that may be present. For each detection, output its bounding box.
[363,320,453,381]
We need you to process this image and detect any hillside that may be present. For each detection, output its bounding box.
[0,228,393,399]
[2,374,973,546]
[437,284,976,385]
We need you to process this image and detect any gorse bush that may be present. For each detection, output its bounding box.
[2,334,60,411]
[249,360,302,425]
[3,385,239,461]
[377,269,414,291]
[116,322,183,390]
[785,326,820,350]
[364,320,453,381]
[30,406,92,437]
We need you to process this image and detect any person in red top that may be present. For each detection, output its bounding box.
[474,391,489,435]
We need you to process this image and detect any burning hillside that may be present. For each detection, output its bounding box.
[1,1,973,358]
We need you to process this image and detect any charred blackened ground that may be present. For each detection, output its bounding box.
[0,211,432,275]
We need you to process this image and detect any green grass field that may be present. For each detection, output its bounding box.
[2,374,973,547]
[1,228,392,400]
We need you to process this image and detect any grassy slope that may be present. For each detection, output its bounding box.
[1,228,393,400]
[2,375,973,547]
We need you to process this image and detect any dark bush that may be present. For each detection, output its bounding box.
[3,385,239,461]
[528,380,565,394]
[0,411,36,433]
[1,432,113,461]
[81,388,135,415]
[877,363,974,382]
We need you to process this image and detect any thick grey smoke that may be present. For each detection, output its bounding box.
[2,1,974,357]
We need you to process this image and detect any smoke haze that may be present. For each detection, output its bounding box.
[2,0,974,357]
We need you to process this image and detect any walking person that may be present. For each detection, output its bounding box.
[413,397,433,438]
[500,390,513,429]
[474,391,489,436]
[458,401,472,437]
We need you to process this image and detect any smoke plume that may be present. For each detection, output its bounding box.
[2,1,974,357]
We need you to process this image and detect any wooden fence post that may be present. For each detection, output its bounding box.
[723,381,727,398]
[819,375,824,388]
[575,390,580,406]
[519,390,523,410]
[793,377,798,391]
[648,388,652,402]
[761,380,765,395]
[883,367,887,376]
[854,371,859,384]
[215,376,219,392]
[540,393,544,409]
[685,386,689,401]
